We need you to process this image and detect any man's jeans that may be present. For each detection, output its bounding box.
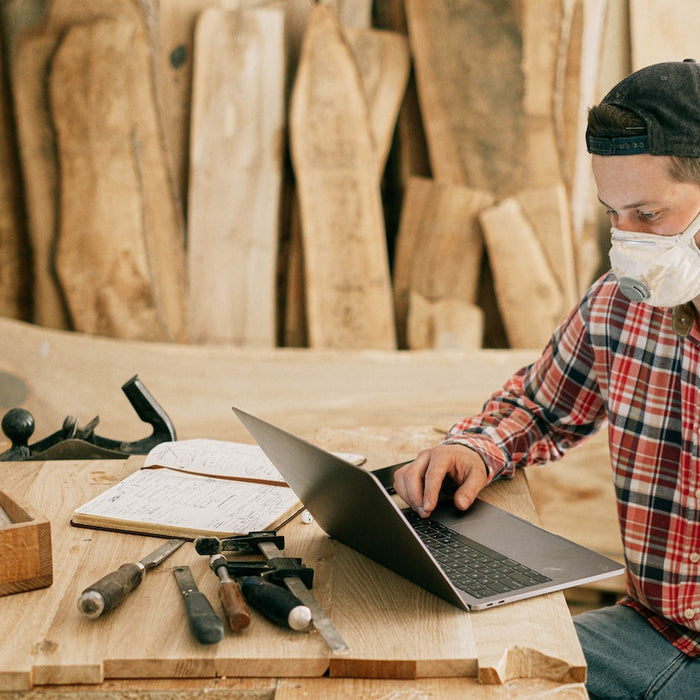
[574,605,699,699]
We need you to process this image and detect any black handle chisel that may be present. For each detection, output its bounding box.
[78,539,185,618]
[240,575,311,631]
[173,565,224,644]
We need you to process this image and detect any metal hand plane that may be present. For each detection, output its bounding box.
[0,375,176,461]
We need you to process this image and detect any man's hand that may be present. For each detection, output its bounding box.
[392,444,490,518]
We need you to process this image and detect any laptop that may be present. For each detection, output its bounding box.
[233,407,625,611]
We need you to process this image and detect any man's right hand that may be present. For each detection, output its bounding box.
[392,443,490,518]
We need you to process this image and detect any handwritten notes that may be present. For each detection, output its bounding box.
[72,440,305,538]
[143,439,289,484]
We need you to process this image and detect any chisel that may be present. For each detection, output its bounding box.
[78,539,185,618]
[173,565,224,644]
[209,554,251,631]
[210,554,311,631]
[195,532,348,652]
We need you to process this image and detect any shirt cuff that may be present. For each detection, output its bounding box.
[441,434,512,481]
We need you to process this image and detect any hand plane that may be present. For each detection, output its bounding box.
[0,375,176,461]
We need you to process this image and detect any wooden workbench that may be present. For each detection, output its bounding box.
[0,449,585,697]
[0,318,620,696]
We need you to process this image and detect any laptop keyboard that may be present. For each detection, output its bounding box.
[406,512,552,599]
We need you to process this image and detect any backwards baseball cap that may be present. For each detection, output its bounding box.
[586,58,700,157]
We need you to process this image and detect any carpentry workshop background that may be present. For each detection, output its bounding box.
[0,0,692,353]
[0,0,697,622]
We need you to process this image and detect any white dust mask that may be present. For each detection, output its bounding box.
[609,211,700,307]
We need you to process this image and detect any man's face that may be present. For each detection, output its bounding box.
[592,154,700,239]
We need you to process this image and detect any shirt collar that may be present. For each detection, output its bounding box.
[672,302,696,337]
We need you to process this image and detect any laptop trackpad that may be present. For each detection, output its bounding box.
[429,498,596,582]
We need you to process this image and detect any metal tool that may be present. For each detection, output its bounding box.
[210,554,310,631]
[195,532,349,653]
[1,375,176,461]
[78,539,185,618]
[209,554,251,631]
[173,565,224,644]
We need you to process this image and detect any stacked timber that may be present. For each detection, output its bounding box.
[0,1,695,349]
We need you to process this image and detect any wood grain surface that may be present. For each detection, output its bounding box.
[289,5,396,350]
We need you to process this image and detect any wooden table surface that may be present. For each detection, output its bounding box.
[0,318,606,696]
[0,453,585,697]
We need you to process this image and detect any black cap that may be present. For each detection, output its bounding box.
[586,59,700,157]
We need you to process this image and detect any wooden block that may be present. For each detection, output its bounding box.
[407,293,483,351]
[0,490,52,596]
[393,176,493,349]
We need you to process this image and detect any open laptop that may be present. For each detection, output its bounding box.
[233,407,625,611]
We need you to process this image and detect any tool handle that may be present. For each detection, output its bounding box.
[240,576,312,631]
[218,580,251,631]
[183,590,225,644]
[78,562,145,618]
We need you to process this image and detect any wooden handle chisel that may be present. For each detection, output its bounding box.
[78,539,185,618]
[209,554,251,631]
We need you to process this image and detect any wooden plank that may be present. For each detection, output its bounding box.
[157,0,221,209]
[630,0,699,70]
[49,17,167,340]
[157,0,279,208]
[373,0,432,190]
[0,316,538,445]
[404,0,564,195]
[345,26,410,176]
[320,0,372,30]
[393,176,493,350]
[281,19,409,348]
[187,5,285,346]
[276,677,588,698]
[49,11,187,342]
[0,447,585,688]
[404,0,607,301]
[0,28,31,321]
[516,185,578,310]
[11,0,186,340]
[480,197,566,349]
[11,27,71,330]
[289,4,396,349]
[564,0,609,293]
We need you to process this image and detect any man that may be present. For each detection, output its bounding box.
[394,59,700,698]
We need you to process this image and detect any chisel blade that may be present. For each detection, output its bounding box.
[257,541,349,653]
[140,539,186,569]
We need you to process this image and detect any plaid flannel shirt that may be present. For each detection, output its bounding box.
[444,272,700,656]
